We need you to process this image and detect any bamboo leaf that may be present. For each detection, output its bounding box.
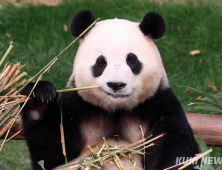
[192,105,222,113]
[38,160,46,170]
[189,100,217,107]
[195,135,208,153]
[179,86,222,109]
[38,160,44,166]
[194,136,212,170]
[201,93,222,102]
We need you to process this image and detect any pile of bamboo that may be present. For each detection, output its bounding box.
[57,134,164,170]
[0,43,27,140]
[56,133,211,170]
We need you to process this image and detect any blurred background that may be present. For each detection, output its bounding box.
[0,0,221,169]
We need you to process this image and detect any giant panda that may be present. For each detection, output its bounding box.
[21,10,199,170]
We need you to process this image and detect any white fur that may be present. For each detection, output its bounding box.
[30,111,40,120]
[67,19,168,111]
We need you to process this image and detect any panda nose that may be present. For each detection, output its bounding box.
[107,82,126,91]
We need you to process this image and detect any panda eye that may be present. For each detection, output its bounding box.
[126,53,137,64]
[126,53,143,75]
[96,55,107,67]
[92,55,107,77]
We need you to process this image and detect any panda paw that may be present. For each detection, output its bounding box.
[20,81,57,104]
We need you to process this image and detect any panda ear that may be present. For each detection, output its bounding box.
[70,10,95,37]
[139,12,166,39]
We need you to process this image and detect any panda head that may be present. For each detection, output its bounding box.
[67,10,169,111]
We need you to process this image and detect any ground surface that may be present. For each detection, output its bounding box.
[0,0,62,7]
[0,0,221,169]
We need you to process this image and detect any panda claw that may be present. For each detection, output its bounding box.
[20,81,57,104]
[53,89,56,97]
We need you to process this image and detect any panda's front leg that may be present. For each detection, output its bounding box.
[144,116,199,170]
[142,89,199,170]
[21,81,64,170]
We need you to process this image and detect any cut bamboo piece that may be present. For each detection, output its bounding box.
[2,64,18,86]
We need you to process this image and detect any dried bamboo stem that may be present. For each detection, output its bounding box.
[0,88,17,103]
[60,124,67,159]
[114,154,125,170]
[2,64,18,86]
[10,69,20,82]
[4,72,27,90]
[132,134,165,150]
[0,65,11,81]
[0,130,22,147]
[0,119,14,137]
[1,63,8,73]
[178,149,212,170]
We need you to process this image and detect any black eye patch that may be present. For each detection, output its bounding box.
[126,53,142,75]
[92,55,107,77]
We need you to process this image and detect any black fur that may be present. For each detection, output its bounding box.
[139,12,166,39]
[21,81,57,104]
[21,81,199,170]
[20,82,62,169]
[126,53,143,75]
[92,55,107,77]
[70,10,95,37]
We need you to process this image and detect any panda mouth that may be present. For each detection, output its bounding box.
[107,92,130,98]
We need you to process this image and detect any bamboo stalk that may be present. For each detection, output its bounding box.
[0,65,11,81]
[0,130,22,147]
[0,42,13,67]
[90,163,102,169]
[0,119,14,137]
[0,64,8,81]
[1,63,8,73]
[0,114,12,127]
[87,145,105,170]
[103,137,110,151]
[4,72,27,91]
[164,149,212,170]
[9,69,20,82]
[178,149,212,170]
[114,154,125,170]
[60,123,67,162]
[0,88,16,103]
[0,98,24,108]
[2,64,18,87]
[98,144,105,156]
[136,143,154,152]
[123,138,146,149]
[132,134,165,150]
[11,106,20,117]
[56,86,99,93]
